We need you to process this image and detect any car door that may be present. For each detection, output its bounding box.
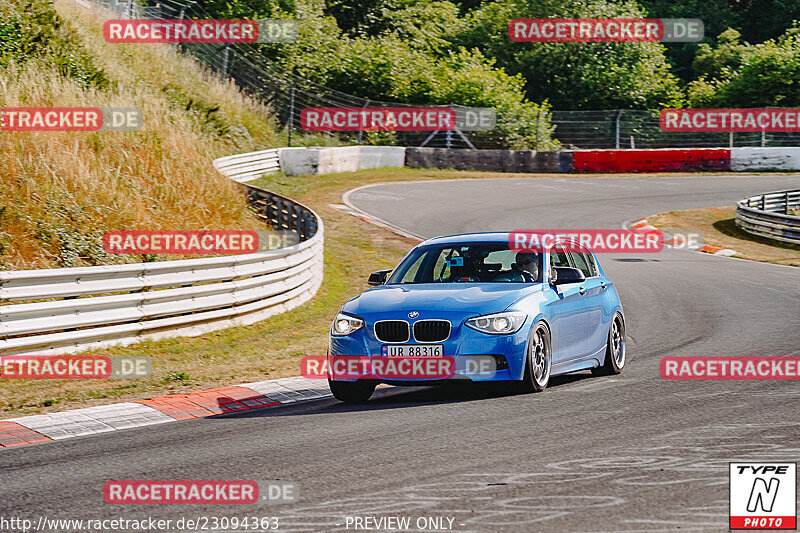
[547,243,589,364]
[568,248,606,361]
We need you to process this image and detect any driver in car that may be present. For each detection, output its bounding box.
[512,252,539,282]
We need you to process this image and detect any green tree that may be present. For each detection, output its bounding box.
[714,30,800,107]
[637,0,737,81]
[692,28,751,81]
[324,0,464,53]
[195,0,296,19]
[731,0,800,44]
[449,0,684,110]
[687,25,800,108]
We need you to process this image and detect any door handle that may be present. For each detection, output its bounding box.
[579,286,586,295]
[600,281,607,290]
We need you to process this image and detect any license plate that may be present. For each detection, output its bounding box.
[381,345,443,357]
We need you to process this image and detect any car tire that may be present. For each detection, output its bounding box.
[328,379,376,403]
[518,321,551,393]
[592,312,626,376]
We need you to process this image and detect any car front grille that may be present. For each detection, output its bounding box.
[413,320,451,342]
[374,320,410,342]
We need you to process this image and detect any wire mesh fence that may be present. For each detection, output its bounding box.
[551,109,800,149]
[90,0,800,150]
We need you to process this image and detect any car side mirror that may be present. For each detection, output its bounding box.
[550,266,585,286]
[368,269,392,286]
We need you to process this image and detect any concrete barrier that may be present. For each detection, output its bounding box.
[279,145,800,177]
[731,147,800,171]
[405,147,573,173]
[280,146,406,176]
[572,148,731,172]
[278,147,315,176]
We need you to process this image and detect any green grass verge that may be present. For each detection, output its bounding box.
[649,205,800,267]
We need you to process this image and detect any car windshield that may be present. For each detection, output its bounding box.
[386,242,543,284]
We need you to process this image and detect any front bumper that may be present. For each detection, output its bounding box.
[329,317,529,383]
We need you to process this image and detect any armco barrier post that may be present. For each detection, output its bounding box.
[357,99,369,145]
[220,44,231,80]
[288,84,295,147]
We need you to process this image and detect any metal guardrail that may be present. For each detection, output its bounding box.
[0,151,324,355]
[736,189,800,245]
[213,149,280,183]
[212,150,318,239]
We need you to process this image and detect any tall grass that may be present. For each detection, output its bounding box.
[0,0,280,269]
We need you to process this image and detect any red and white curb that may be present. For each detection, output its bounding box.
[0,376,332,449]
[335,184,426,241]
[329,203,423,241]
[629,218,739,256]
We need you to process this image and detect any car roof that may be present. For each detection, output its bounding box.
[419,232,595,253]
[420,232,515,246]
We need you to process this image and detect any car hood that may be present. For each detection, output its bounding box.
[342,283,543,318]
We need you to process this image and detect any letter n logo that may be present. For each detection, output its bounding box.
[747,477,780,512]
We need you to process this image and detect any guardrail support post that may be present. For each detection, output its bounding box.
[358,99,369,145]
[287,84,295,147]
[220,44,231,81]
[178,1,195,20]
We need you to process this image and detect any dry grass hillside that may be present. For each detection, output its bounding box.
[0,0,280,269]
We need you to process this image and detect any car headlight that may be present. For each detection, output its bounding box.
[331,313,364,336]
[465,311,526,335]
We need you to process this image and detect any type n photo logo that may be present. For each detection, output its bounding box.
[730,462,797,530]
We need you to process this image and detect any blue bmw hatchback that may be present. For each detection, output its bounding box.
[328,232,626,402]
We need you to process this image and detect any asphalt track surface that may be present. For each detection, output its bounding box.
[2,174,800,533]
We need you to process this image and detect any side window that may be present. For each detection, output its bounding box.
[568,250,597,278]
[549,248,571,269]
[582,252,598,277]
[549,244,570,282]
[398,253,425,283]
